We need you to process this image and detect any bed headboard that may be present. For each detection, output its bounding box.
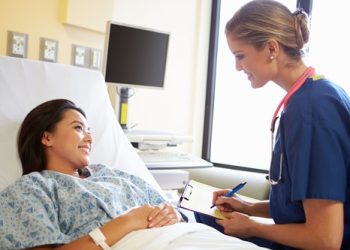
[0,56,160,191]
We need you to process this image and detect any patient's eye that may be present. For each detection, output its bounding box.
[74,125,83,132]
[71,120,88,133]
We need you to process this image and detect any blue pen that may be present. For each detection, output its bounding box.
[210,182,247,208]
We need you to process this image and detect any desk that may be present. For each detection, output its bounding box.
[143,154,212,190]
[137,150,213,170]
[133,146,213,190]
[150,169,190,190]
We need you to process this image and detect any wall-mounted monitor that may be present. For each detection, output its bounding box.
[103,21,170,129]
[103,21,170,89]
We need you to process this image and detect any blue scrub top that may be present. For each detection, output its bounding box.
[269,76,350,249]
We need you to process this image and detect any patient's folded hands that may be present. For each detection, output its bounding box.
[123,203,180,231]
[124,204,156,230]
[147,203,180,228]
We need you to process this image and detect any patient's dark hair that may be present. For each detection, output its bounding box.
[17,99,86,175]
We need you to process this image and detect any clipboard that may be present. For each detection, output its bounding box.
[177,179,225,219]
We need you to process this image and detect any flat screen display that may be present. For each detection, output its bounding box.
[103,22,169,88]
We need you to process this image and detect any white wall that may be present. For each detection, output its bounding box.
[110,0,212,155]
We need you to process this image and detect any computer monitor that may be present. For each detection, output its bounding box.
[103,21,170,128]
[103,21,169,88]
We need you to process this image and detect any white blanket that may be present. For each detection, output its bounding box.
[112,223,269,250]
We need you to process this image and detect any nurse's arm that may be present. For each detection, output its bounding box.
[252,199,343,250]
[245,200,271,218]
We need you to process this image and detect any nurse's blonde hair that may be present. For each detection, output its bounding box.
[225,0,309,60]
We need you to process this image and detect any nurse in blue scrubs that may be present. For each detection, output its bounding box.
[196,1,350,249]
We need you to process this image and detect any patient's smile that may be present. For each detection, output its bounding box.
[78,144,91,154]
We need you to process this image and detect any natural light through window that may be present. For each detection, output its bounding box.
[306,1,350,94]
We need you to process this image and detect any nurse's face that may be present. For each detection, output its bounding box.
[226,35,275,88]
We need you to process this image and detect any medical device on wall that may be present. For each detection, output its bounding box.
[102,21,170,129]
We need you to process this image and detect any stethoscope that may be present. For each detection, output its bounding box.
[267,67,315,185]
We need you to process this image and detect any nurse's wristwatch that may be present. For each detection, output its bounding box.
[89,227,111,250]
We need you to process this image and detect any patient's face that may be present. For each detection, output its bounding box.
[42,109,92,174]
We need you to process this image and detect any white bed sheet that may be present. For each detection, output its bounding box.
[112,223,269,250]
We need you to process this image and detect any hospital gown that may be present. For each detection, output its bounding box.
[0,164,165,249]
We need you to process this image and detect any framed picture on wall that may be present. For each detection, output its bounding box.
[72,44,90,68]
[40,38,58,62]
[7,31,28,58]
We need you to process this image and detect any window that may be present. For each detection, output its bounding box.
[307,1,350,93]
[203,0,350,173]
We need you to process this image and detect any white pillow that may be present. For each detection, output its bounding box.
[0,56,160,191]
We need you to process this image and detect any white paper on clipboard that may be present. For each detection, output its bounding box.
[177,180,224,219]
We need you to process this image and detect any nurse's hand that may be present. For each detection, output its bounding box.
[216,211,255,238]
[147,203,180,228]
[213,191,252,215]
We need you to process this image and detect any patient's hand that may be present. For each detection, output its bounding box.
[125,204,156,230]
[147,203,179,228]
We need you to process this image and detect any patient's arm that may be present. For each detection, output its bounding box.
[29,204,155,250]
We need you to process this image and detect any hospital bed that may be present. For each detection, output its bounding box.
[0,56,269,249]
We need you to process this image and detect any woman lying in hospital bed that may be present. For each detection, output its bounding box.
[0,99,268,250]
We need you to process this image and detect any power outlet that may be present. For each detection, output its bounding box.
[7,31,28,58]
[90,48,102,69]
